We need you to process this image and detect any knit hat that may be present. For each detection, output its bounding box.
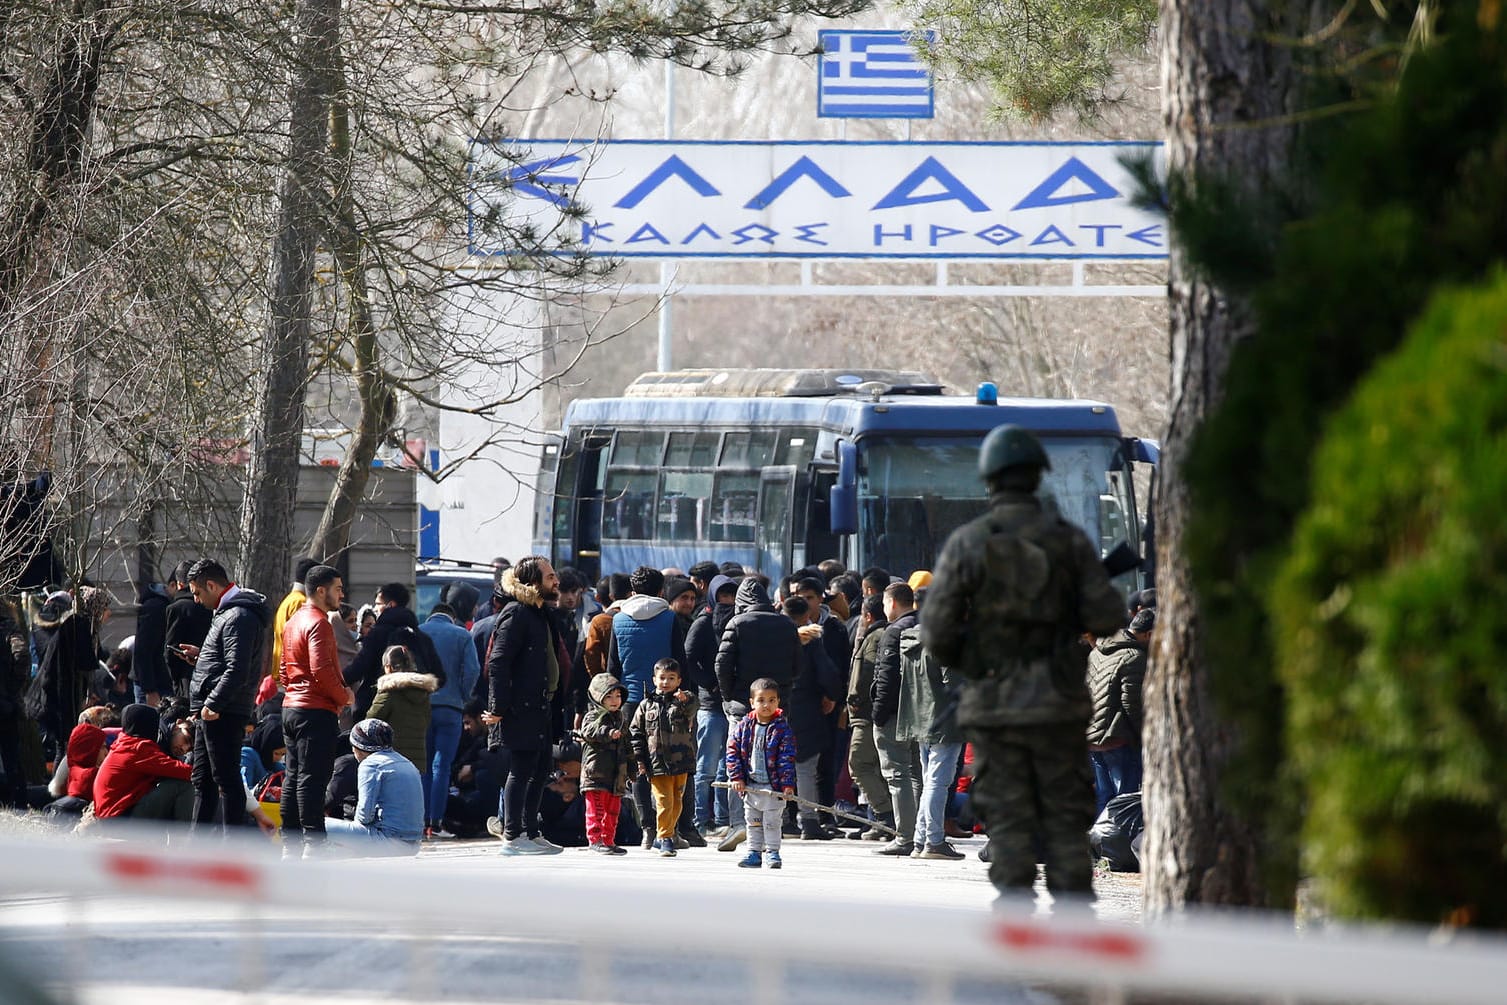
[664,577,696,604]
[907,570,933,590]
[1129,609,1157,634]
[350,718,394,752]
[121,703,161,741]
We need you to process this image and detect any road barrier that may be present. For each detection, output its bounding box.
[0,829,1502,1004]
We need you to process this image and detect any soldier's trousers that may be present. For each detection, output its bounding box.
[969,722,1096,898]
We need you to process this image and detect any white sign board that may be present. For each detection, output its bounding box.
[469,140,1166,261]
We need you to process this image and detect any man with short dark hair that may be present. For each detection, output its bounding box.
[861,568,891,599]
[846,594,894,840]
[870,582,920,856]
[281,564,351,856]
[164,561,210,701]
[272,557,319,685]
[687,561,720,599]
[181,559,271,832]
[344,582,421,719]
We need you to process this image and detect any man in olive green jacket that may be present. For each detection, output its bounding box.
[844,595,893,839]
[894,620,965,859]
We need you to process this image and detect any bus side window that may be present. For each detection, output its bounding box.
[658,471,712,542]
[604,469,655,540]
[711,472,758,543]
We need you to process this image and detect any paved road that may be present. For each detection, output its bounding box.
[0,831,1143,1005]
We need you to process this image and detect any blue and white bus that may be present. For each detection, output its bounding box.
[531,369,1156,588]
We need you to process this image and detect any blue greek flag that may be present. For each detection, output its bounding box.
[817,30,936,119]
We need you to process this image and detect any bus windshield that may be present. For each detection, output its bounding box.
[856,434,1136,576]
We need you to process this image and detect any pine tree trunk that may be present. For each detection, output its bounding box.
[237,0,342,595]
[1144,0,1309,912]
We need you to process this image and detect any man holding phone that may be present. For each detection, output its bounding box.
[182,559,271,833]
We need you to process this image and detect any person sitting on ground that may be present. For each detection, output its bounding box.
[239,713,285,793]
[47,717,109,819]
[367,645,438,771]
[538,741,587,849]
[93,704,194,823]
[322,718,424,856]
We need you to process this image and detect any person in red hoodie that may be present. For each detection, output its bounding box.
[280,564,352,857]
[42,718,111,819]
[93,704,193,822]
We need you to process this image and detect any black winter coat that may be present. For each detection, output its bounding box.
[190,589,272,720]
[787,628,845,758]
[486,571,560,752]
[870,610,918,728]
[133,586,173,698]
[683,600,734,706]
[714,579,801,715]
[344,604,423,718]
[29,615,98,726]
[164,591,211,689]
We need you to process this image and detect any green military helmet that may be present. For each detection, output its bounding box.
[978,424,1051,480]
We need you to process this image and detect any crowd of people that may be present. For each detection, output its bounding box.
[0,545,1154,877]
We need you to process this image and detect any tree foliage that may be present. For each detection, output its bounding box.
[1170,7,1507,916]
[1273,273,1507,927]
[898,0,1156,120]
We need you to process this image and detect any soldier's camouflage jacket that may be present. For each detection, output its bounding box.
[920,489,1126,728]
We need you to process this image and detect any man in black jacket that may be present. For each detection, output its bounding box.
[133,582,173,708]
[870,581,921,856]
[344,583,426,719]
[164,561,211,701]
[713,577,800,850]
[182,559,271,831]
[684,575,737,832]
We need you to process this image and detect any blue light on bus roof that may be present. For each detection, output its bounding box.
[976,382,999,406]
[835,374,864,385]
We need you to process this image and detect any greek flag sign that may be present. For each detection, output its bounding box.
[818,30,935,119]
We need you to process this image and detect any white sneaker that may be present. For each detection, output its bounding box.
[499,835,548,856]
[528,835,565,855]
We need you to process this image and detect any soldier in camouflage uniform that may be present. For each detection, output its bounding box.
[921,425,1126,910]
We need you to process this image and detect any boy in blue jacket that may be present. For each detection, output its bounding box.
[726,677,797,869]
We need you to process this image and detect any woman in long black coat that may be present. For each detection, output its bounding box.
[483,557,563,854]
[28,587,110,763]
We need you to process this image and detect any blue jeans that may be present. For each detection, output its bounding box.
[1090,745,1142,817]
[694,708,729,827]
[425,706,464,825]
[324,818,422,857]
[915,741,963,848]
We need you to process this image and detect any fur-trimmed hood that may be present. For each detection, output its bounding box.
[497,568,544,608]
[376,671,439,693]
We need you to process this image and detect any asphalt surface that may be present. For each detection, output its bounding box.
[0,830,1145,1005]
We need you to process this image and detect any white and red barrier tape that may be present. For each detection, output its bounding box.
[0,830,1502,1004]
